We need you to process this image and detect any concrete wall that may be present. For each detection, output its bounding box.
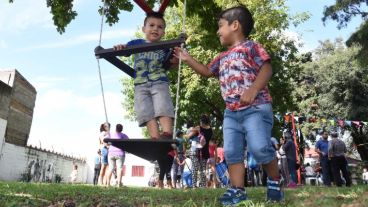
[0,118,88,183]
[121,153,155,187]
[0,69,154,186]
[0,80,11,120]
[0,69,36,146]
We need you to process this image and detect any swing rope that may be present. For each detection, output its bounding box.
[96,1,109,124]
[172,0,186,139]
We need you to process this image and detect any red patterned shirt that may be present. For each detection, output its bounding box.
[208,40,272,111]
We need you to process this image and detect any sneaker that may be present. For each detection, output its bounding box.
[219,187,247,205]
[266,177,284,202]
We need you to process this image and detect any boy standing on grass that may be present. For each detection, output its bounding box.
[114,12,177,139]
[174,5,283,205]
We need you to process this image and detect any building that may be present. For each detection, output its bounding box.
[0,69,87,183]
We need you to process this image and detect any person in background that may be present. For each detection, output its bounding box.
[98,122,110,186]
[304,163,315,177]
[181,153,193,189]
[328,128,351,187]
[172,130,185,188]
[198,114,213,188]
[106,124,129,187]
[315,130,331,186]
[70,164,78,183]
[157,150,175,189]
[93,149,102,185]
[362,168,368,185]
[278,136,290,187]
[283,131,297,187]
[207,139,218,188]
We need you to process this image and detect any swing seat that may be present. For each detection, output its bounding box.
[104,138,177,161]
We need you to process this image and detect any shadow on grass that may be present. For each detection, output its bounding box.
[0,182,367,207]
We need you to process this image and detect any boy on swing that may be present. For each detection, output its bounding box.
[174,5,283,205]
[114,12,177,139]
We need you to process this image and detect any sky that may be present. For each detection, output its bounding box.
[0,0,363,159]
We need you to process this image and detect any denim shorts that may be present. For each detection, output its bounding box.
[108,155,125,172]
[101,147,109,165]
[134,81,174,126]
[223,103,275,165]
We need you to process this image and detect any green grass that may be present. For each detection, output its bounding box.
[0,181,367,207]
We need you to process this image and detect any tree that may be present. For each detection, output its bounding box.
[293,39,368,161]
[322,0,368,64]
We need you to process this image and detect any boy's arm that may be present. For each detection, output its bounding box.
[174,47,213,77]
[240,62,272,105]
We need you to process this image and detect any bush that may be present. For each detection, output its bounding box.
[54,174,63,183]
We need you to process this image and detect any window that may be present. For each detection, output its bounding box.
[131,166,145,177]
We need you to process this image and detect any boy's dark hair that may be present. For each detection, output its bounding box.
[200,114,210,125]
[116,124,123,132]
[144,12,166,27]
[176,130,184,137]
[218,5,254,38]
[283,131,292,139]
[186,120,194,129]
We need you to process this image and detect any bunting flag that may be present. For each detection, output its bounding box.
[279,113,366,127]
[352,121,361,127]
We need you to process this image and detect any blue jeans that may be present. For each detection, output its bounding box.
[182,171,192,187]
[287,158,297,183]
[320,156,331,186]
[101,147,109,165]
[223,103,275,165]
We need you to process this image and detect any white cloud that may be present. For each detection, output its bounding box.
[28,86,142,158]
[0,40,7,49]
[32,76,67,90]
[0,1,52,33]
[16,29,135,51]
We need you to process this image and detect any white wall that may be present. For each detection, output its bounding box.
[0,118,88,183]
[0,119,6,159]
[0,118,155,186]
[121,153,155,187]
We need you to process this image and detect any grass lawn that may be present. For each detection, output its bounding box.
[0,181,367,207]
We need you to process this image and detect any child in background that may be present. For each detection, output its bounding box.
[362,168,368,184]
[181,154,193,189]
[70,165,78,183]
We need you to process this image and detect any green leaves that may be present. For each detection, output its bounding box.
[322,0,368,65]
[46,0,77,34]
[98,0,134,28]
[322,0,368,29]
